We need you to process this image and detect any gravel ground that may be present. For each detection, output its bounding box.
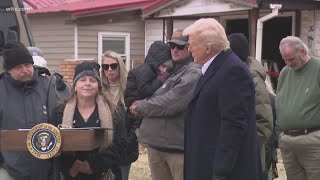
[274,149,287,180]
[129,145,151,180]
[128,147,286,180]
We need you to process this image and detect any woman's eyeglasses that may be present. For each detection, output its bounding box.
[102,63,118,70]
[168,43,186,50]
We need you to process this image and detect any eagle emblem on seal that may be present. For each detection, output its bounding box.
[37,132,53,151]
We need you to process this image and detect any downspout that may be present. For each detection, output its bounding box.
[255,4,282,62]
[74,24,78,59]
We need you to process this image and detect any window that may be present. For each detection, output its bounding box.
[98,32,130,70]
[0,0,19,54]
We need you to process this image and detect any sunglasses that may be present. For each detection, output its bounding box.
[169,43,186,50]
[102,63,118,70]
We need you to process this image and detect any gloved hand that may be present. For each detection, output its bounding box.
[157,71,169,82]
[55,73,67,91]
[36,66,51,76]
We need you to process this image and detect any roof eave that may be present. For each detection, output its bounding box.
[25,0,155,16]
[70,6,144,19]
[225,0,258,8]
[150,1,252,18]
[142,0,180,18]
[70,1,152,15]
[26,9,67,14]
[24,0,37,9]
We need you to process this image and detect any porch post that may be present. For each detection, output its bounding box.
[249,8,258,58]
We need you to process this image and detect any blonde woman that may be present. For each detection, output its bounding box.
[101,51,127,107]
[101,51,137,180]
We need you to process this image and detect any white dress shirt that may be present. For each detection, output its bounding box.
[201,52,221,75]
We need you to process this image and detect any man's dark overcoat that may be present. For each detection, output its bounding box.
[184,49,262,180]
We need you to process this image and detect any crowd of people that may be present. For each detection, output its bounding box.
[0,18,319,180]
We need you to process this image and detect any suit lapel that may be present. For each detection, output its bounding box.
[191,49,232,101]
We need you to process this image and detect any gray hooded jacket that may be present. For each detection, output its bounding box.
[136,58,201,150]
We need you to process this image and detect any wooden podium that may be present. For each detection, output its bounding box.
[0,128,106,152]
[1,126,109,180]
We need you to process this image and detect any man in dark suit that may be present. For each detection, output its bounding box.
[183,18,262,180]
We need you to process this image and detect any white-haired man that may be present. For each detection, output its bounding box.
[183,18,261,180]
[276,36,320,180]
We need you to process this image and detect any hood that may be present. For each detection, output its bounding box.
[247,57,266,80]
[227,33,249,62]
[144,41,172,67]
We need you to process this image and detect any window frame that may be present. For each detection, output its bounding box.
[98,32,130,70]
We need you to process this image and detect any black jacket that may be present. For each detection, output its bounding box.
[122,62,160,166]
[118,104,140,165]
[124,41,172,108]
[124,63,162,108]
[123,41,172,165]
[123,51,166,165]
[49,103,126,180]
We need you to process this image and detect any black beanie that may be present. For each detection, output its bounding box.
[73,61,101,87]
[145,41,172,67]
[227,33,249,62]
[3,41,34,70]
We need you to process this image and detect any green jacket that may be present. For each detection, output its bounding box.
[248,57,273,144]
[247,57,273,169]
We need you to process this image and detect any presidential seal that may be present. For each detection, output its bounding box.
[26,123,61,159]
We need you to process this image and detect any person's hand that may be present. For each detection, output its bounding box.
[55,73,67,91]
[78,160,93,175]
[36,66,51,76]
[69,160,81,177]
[157,71,169,82]
[130,100,142,117]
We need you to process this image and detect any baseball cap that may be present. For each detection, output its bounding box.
[168,29,188,46]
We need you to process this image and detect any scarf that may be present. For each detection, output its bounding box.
[61,94,114,149]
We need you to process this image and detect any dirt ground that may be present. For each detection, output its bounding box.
[129,145,152,180]
[274,149,287,180]
[128,147,286,180]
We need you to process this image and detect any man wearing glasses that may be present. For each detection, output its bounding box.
[130,29,201,180]
[168,29,192,67]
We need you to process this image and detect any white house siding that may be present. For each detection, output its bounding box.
[145,19,164,55]
[173,20,195,31]
[28,13,75,72]
[144,19,194,54]
[77,14,145,68]
[300,10,320,56]
[156,0,250,17]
